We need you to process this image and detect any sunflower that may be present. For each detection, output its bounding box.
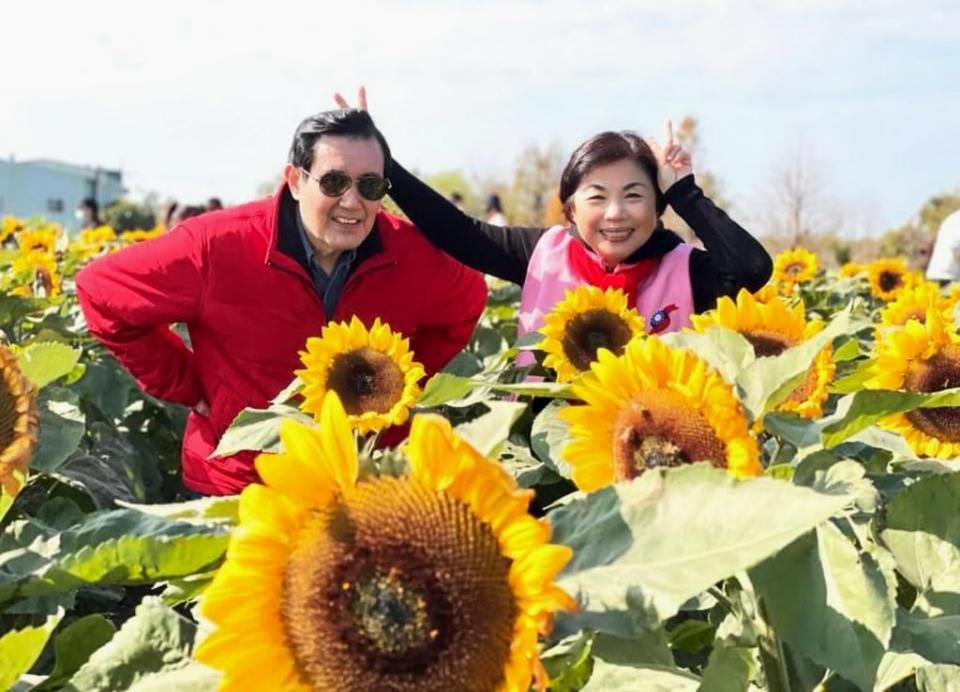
[867,258,919,302]
[561,336,762,491]
[297,316,425,434]
[772,248,819,285]
[868,309,960,457]
[195,393,574,691]
[539,286,645,383]
[880,282,956,329]
[16,226,60,255]
[10,250,62,297]
[69,226,118,262]
[0,343,39,497]
[1,216,25,243]
[119,227,164,245]
[690,289,835,419]
[752,281,788,303]
[838,262,865,279]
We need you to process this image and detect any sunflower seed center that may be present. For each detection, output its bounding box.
[562,309,633,372]
[327,347,406,416]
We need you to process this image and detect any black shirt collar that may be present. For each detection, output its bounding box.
[277,187,383,272]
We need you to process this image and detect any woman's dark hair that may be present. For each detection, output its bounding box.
[558,131,664,219]
[289,109,391,176]
[486,193,503,213]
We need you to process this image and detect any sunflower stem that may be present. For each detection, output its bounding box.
[756,599,793,692]
[707,586,736,615]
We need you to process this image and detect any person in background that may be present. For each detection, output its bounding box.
[925,209,960,284]
[485,193,507,226]
[449,191,465,211]
[76,197,102,229]
[206,197,224,212]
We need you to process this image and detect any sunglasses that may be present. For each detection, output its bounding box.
[300,168,391,201]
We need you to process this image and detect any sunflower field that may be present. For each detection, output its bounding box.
[2,217,960,692]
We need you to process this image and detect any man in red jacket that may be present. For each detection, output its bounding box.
[76,109,487,495]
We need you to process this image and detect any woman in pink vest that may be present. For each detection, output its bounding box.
[387,127,770,339]
[334,89,772,337]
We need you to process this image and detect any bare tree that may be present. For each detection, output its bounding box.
[505,142,565,226]
[763,141,842,247]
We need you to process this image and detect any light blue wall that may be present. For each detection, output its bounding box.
[0,160,123,235]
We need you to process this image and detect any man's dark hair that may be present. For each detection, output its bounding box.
[289,109,391,176]
[80,197,99,215]
[559,131,664,219]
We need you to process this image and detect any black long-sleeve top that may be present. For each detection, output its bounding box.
[388,161,773,313]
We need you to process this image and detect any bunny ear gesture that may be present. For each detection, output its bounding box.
[332,86,369,112]
[646,119,693,193]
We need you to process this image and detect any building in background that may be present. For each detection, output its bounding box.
[0,157,123,232]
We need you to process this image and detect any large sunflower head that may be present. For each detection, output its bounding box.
[0,343,39,497]
[880,281,955,329]
[561,336,762,491]
[690,289,835,419]
[869,309,960,457]
[867,258,920,302]
[10,250,62,297]
[196,393,575,691]
[772,248,819,285]
[539,285,645,383]
[297,316,426,434]
[16,226,60,255]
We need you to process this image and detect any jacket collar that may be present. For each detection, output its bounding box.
[267,183,385,274]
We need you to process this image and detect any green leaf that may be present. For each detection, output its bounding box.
[830,357,876,394]
[211,404,313,457]
[33,614,117,691]
[891,609,960,666]
[67,597,205,691]
[738,307,852,417]
[661,327,756,384]
[453,401,527,457]
[32,386,86,473]
[832,337,861,363]
[822,388,960,448]
[474,379,577,399]
[874,651,933,691]
[115,496,239,525]
[125,661,220,691]
[550,463,854,633]
[750,522,898,690]
[418,373,474,407]
[269,376,302,405]
[530,399,573,479]
[0,610,62,691]
[14,342,82,389]
[667,619,716,654]
[916,664,960,691]
[0,510,229,606]
[541,633,594,692]
[699,642,756,692]
[881,472,960,599]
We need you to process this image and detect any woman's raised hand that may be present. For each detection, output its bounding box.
[333,86,368,112]
[646,120,693,192]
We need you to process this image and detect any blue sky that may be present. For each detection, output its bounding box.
[4,0,958,235]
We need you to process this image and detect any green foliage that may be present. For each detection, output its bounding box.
[0,611,62,690]
[101,199,157,233]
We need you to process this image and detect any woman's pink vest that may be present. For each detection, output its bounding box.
[518,226,694,352]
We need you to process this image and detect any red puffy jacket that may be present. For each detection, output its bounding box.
[76,187,487,495]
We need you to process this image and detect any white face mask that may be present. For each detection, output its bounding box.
[74,208,86,221]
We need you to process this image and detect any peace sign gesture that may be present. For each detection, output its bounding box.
[646,120,693,193]
[333,86,369,112]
